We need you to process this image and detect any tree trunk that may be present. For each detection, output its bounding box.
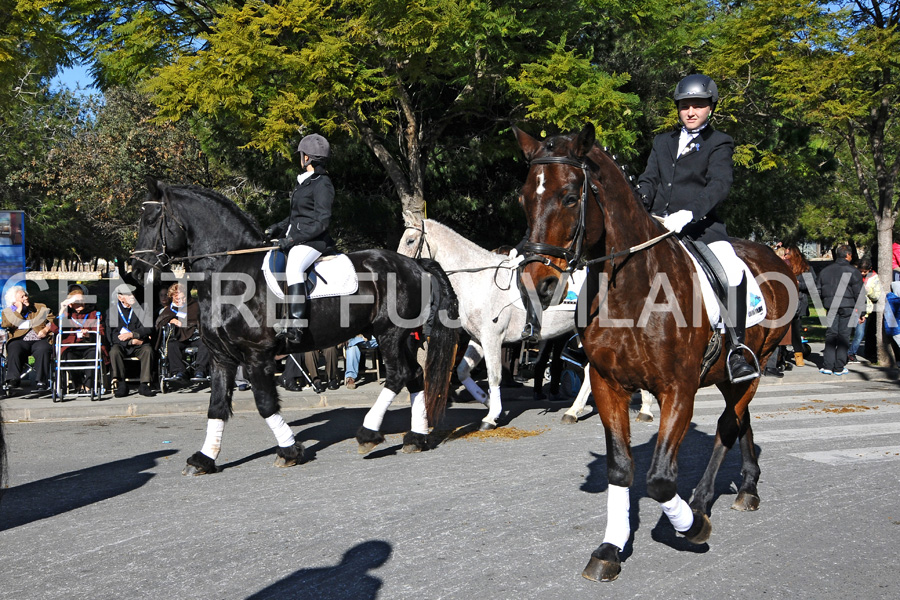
[876,217,894,367]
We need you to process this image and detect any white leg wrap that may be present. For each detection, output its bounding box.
[661,493,694,532]
[484,385,502,424]
[602,484,631,551]
[200,419,226,460]
[410,390,428,435]
[362,388,397,432]
[640,389,654,417]
[462,377,488,404]
[265,413,296,448]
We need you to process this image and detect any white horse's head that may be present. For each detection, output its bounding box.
[398,211,431,259]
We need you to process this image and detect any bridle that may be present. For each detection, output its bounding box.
[403,223,433,261]
[520,156,600,274]
[130,200,186,270]
[520,154,674,275]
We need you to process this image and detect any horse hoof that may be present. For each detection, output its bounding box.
[732,491,761,511]
[636,412,653,422]
[402,431,429,453]
[478,421,497,431]
[356,426,385,455]
[561,413,578,424]
[182,452,217,476]
[682,510,712,545]
[582,543,621,582]
[274,441,306,467]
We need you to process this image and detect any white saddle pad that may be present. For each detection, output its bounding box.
[678,240,766,330]
[262,251,358,300]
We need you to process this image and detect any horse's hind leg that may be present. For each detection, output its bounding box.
[690,381,761,515]
[183,361,236,475]
[479,339,505,430]
[562,365,592,423]
[457,341,488,405]
[357,330,417,454]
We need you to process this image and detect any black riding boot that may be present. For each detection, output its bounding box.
[521,294,542,343]
[286,283,308,344]
[725,275,759,382]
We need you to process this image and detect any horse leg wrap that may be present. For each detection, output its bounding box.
[485,386,502,424]
[461,377,488,405]
[265,413,296,447]
[410,390,428,435]
[661,493,694,532]
[200,419,226,460]
[362,388,397,432]
[602,484,631,551]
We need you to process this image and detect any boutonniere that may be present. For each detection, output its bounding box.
[688,141,700,153]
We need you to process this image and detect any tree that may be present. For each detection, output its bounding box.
[82,0,640,221]
[704,0,900,364]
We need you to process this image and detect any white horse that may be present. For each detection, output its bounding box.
[399,218,596,428]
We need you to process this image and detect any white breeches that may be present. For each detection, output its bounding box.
[707,240,744,287]
[286,244,322,286]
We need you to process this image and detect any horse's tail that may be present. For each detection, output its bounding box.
[418,258,459,425]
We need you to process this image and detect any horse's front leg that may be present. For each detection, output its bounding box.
[647,385,711,546]
[562,365,592,423]
[479,339,505,430]
[248,359,305,468]
[581,373,634,583]
[183,361,236,475]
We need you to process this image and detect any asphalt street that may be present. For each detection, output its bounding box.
[1,350,899,599]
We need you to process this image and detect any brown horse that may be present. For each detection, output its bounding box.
[512,124,796,582]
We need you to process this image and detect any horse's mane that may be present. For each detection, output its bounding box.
[169,184,265,240]
[424,219,506,263]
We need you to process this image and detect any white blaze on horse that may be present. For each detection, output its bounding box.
[398,217,594,429]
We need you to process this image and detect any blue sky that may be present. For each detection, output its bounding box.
[51,63,95,93]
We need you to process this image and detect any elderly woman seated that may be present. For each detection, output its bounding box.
[1,285,54,394]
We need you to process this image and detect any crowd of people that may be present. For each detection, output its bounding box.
[1,280,381,399]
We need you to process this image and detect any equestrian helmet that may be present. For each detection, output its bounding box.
[673,74,719,105]
[297,133,330,162]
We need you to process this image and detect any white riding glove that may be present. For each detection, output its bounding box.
[662,210,693,233]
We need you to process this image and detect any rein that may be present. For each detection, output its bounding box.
[131,200,276,269]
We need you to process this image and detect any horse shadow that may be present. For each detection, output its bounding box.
[245,540,391,600]
[580,423,763,560]
[0,449,177,531]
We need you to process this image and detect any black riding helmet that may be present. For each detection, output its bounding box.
[297,133,330,167]
[673,74,718,111]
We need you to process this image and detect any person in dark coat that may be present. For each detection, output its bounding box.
[156,282,210,380]
[109,283,156,397]
[637,74,756,381]
[265,133,335,343]
[817,244,864,375]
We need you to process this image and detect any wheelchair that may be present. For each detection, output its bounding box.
[52,315,106,402]
[157,324,208,393]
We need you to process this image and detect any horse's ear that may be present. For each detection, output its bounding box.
[146,176,167,201]
[402,210,423,228]
[512,125,541,161]
[575,123,596,157]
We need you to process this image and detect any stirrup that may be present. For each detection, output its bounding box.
[521,323,541,343]
[726,344,760,383]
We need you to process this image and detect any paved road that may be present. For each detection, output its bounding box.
[2,355,899,600]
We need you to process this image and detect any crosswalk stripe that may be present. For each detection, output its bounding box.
[790,446,900,465]
[752,422,900,443]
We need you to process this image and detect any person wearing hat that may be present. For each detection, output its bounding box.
[109,283,155,397]
[1,285,54,394]
[636,73,758,382]
[264,133,336,343]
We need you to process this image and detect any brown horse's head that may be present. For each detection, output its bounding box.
[513,123,610,309]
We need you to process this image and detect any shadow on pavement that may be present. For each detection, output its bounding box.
[245,540,391,600]
[0,449,177,531]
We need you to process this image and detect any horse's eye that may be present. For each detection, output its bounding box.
[406,237,414,246]
[563,194,579,207]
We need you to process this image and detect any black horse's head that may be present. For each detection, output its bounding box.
[130,178,188,285]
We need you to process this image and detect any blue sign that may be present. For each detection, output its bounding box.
[0,210,26,297]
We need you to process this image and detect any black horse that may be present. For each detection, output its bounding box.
[130,180,458,475]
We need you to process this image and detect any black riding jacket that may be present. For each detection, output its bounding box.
[637,126,734,244]
[272,165,336,253]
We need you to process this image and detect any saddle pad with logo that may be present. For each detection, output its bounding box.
[513,269,586,313]
[677,240,766,330]
[262,251,358,300]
